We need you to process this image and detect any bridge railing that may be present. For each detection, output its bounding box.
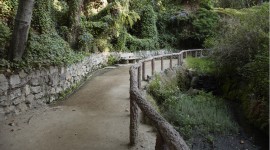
[129,49,208,150]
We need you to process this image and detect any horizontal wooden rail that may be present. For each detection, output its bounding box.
[129,49,207,150]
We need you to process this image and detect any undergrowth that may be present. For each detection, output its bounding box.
[185,57,216,74]
[0,32,88,71]
[147,72,238,142]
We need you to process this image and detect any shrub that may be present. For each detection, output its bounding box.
[107,55,118,66]
[23,32,86,68]
[147,70,238,142]
[192,8,219,42]
[208,3,269,133]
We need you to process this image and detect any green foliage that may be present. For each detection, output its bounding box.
[78,32,94,52]
[192,8,219,41]
[210,3,269,80]
[126,34,158,51]
[199,0,215,8]
[129,0,152,12]
[113,28,127,51]
[176,68,190,91]
[185,57,216,74]
[216,0,246,8]
[163,92,238,139]
[120,11,141,28]
[84,21,108,37]
[208,3,269,133]
[0,0,18,22]
[147,71,238,142]
[126,5,159,51]
[52,0,69,27]
[83,0,144,52]
[107,55,118,66]
[140,5,158,39]
[148,74,179,104]
[0,22,11,58]
[156,5,219,49]
[32,0,55,33]
[215,0,266,8]
[23,32,86,68]
[156,12,178,48]
[91,38,112,52]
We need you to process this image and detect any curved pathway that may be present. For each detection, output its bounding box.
[0,66,157,150]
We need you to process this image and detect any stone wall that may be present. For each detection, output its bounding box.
[0,50,172,120]
[110,49,173,60]
[133,49,173,58]
[0,53,109,120]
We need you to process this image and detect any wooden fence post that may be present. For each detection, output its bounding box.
[155,131,169,150]
[161,57,164,71]
[138,66,141,89]
[177,55,180,66]
[130,70,139,146]
[170,56,172,69]
[130,93,139,145]
[142,62,146,81]
[180,53,183,65]
[151,59,155,76]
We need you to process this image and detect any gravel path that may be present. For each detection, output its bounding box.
[0,66,156,150]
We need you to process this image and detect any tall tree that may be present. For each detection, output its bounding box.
[9,0,35,61]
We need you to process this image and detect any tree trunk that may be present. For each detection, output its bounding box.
[9,0,35,61]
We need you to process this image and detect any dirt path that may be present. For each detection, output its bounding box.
[0,66,156,150]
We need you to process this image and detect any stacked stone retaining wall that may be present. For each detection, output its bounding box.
[0,50,172,120]
[0,53,109,120]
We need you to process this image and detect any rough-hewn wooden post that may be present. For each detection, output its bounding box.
[138,66,141,89]
[155,131,169,150]
[180,53,183,65]
[151,59,155,76]
[170,56,172,69]
[129,86,190,150]
[161,57,164,71]
[142,62,146,81]
[177,55,181,66]
[195,51,198,57]
[200,50,203,57]
[130,69,139,146]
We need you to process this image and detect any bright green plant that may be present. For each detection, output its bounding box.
[0,0,18,21]
[107,55,118,66]
[185,57,217,75]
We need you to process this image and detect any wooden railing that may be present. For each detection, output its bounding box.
[129,49,207,150]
